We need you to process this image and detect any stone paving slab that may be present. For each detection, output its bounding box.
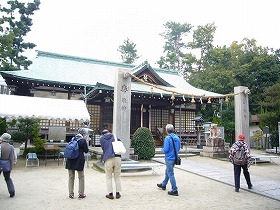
[152,156,280,201]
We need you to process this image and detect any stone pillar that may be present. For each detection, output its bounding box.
[234,86,250,147]
[113,69,131,160]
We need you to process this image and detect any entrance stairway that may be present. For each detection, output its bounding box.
[153,146,202,158]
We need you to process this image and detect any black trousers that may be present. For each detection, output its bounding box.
[0,170,15,195]
[234,164,252,189]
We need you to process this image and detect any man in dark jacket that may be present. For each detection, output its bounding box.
[100,129,122,199]
[0,133,17,198]
[66,128,89,199]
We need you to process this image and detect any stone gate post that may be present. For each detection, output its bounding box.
[113,69,131,160]
[234,86,250,147]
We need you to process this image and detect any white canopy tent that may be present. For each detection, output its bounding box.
[0,94,90,122]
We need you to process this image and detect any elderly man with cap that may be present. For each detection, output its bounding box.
[65,128,89,199]
[229,134,253,192]
[100,127,122,200]
[0,133,17,197]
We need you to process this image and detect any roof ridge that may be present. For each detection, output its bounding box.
[36,50,135,68]
[36,50,179,75]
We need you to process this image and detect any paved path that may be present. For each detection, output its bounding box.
[152,153,280,201]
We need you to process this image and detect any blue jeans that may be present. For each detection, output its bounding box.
[162,160,178,192]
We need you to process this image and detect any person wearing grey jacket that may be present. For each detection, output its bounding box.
[0,133,17,198]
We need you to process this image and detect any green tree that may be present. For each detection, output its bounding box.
[0,31,14,70]
[199,101,235,144]
[0,0,40,71]
[233,39,280,113]
[189,68,238,95]
[269,130,279,149]
[189,46,239,94]
[219,102,235,144]
[259,81,280,132]
[189,22,216,72]
[118,38,139,64]
[0,118,7,134]
[157,21,195,79]
[17,118,40,150]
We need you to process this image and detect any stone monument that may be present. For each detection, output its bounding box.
[234,86,250,147]
[201,124,228,158]
[112,69,131,160]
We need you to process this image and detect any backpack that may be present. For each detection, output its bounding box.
[233,145,246,165]
[64,138,80,159]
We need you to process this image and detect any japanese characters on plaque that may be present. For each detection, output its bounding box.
[242,96,248,121]
[121,84,128,111]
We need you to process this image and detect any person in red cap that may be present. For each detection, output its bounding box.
[229,134,253,192]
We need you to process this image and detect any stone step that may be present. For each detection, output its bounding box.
[153,153,196,158]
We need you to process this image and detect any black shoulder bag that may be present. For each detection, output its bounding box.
[171,137,181,165]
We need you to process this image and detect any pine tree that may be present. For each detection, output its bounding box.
[118,38,139,64]
[0,0,40,71]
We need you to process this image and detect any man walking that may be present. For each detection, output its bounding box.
[229,134,253,192]
[0,133,17,197]
[157,124,180,196]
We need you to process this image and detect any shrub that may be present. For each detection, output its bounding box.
[131,127,155,160]
[33,137,47,153]
[252,130,263,149]
[23,138,47,157]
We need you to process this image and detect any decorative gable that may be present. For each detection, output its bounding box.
[131,61,173,87]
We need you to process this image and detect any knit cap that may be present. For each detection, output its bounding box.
[0,133,11,142]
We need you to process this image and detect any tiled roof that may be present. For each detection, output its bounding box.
[0,51,223,97]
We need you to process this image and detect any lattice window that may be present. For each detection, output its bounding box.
[39,119,65,127]
[40,119,50,129]
[68,121,81,131]
[103,104,113,128]
[87,104,100,132]
[174,110,195,132]
[39,119,83,132]
[150,109,168,134]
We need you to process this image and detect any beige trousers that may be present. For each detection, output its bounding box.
[104,157,122,193]
[68,170,85,195]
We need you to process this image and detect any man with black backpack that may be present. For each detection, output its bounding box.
[65,128,89,199]
[229,134,253,192]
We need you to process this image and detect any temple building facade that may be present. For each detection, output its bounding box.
[1,51,223,145]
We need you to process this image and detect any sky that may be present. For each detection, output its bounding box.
[20,0,280,66]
